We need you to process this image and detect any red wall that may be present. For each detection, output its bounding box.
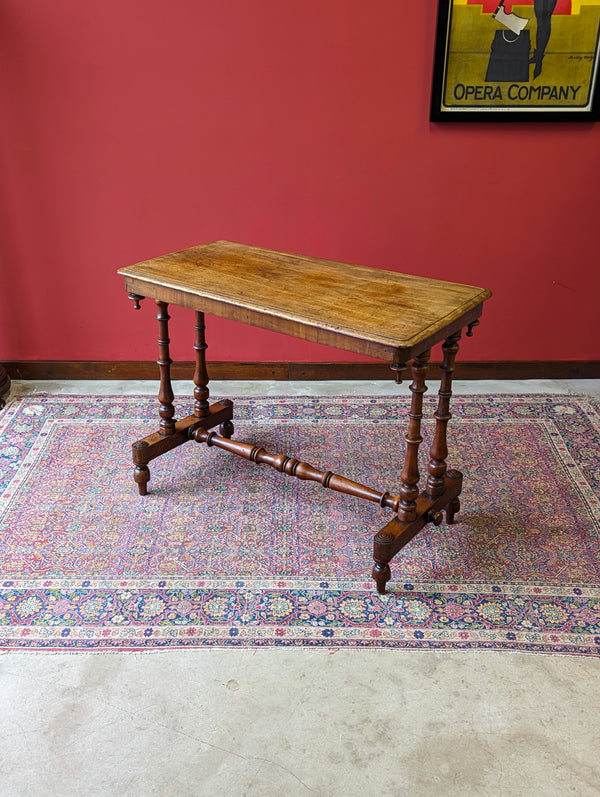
[1,0,598,364]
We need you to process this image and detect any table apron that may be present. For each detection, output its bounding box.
[123,275,484,363]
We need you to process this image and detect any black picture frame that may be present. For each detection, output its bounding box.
[431,0,600,121]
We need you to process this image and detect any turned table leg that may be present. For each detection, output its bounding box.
[426,331,463,524]
[131,301,176,495]
[426,331,461,504]
[371,351,431,594]
[130,306,236,496]
[371,332,470,594]
[193,311,210,419]
[193,310,234,438]
[156,301,176,436]
[398,350,430,522]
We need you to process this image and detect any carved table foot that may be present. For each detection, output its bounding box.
[131,399,234,495]
[372,531,395,594]
[133,442,151,496]
[444,470,462,524]
[445,498,461,525]
[372,470,463,594]
[219,420,235,439]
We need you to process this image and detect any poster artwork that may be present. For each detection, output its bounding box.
[432,0,600,117]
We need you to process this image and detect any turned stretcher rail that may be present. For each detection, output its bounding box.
[190,426,401,512]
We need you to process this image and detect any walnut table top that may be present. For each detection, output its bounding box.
[118,241,491,362]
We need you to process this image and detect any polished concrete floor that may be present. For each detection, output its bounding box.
[1,380,600,797]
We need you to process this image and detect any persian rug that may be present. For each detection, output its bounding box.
[0,393,599,654]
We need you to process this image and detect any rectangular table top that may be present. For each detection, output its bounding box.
[118,241,491,361]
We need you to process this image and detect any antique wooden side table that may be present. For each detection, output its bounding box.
[118,241,491,593]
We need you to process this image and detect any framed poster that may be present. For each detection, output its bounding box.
[431,0,600,120]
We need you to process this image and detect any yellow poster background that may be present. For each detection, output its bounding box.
[443,1,600,109]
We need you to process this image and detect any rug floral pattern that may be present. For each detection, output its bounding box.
[0,393,599,653]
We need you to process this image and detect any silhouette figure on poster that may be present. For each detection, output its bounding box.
[485,2,530,82]
[531,0,559,78]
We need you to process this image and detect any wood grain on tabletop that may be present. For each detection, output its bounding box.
[118,241,491,359]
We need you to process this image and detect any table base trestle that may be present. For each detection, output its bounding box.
[126,297,473,594]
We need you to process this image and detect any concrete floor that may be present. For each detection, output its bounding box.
[1,380,600,797]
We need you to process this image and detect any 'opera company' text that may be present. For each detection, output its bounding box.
[453,83,583,102]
